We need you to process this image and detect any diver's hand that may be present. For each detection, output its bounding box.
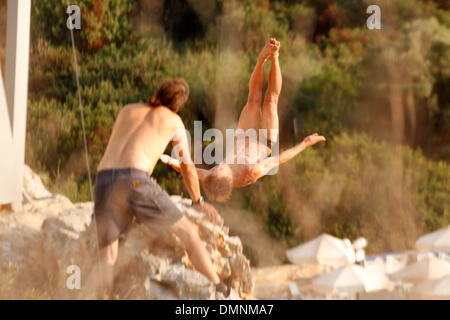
[193,201,221,224]
[302,133,326,148]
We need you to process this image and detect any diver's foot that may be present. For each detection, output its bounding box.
[270,38,280,60]
[258,38,278,62]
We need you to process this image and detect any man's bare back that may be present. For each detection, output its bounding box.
[90,79,222,299]
[98,103,184,175]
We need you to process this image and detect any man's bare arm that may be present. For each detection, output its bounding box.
[253,133,326,178]
[170,127,202,202]
[160,154,210,181]
[170,120,220,223]
[160,154,182,172]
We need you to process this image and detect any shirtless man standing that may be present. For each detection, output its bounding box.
[91,78,220,297]
[161,39,326,202]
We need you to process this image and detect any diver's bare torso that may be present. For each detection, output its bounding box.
[228,162,262,188]
[98,103,180,175]
[225,134,272,188]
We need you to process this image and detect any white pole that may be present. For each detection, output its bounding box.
[1,0,32,208]
[0,64,18,204]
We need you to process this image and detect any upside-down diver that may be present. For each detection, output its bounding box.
[161,38,326,202]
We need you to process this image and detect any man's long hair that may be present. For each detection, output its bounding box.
[148,78,190,113]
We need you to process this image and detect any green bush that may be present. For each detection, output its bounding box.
[243,132,449,254]
[32,0,135,52]
[23,0,450,254]
[265,191,297,240]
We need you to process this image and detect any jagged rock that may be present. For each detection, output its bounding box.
[21,194,74,226]
[0,170,254,299]
[251,264,325,299]
[0,225,41,270]
[150,263,215,299]
[145,279,178,300]
[23,165,52,199]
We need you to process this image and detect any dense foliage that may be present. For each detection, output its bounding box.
[20,0,450,256]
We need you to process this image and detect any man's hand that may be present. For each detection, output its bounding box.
[302,133,326,148]
[160,154,181,173]
[193,201,221,224]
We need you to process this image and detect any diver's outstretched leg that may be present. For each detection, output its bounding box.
[261,39,281,143]
[237,39,278,131]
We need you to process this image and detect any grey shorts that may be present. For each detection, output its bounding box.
[93,168,184,248]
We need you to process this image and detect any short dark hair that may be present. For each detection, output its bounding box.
[148,78,189,112]
[202,173,232,202]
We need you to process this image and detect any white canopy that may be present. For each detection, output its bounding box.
[286,234,355,267]
[364,265,393,292]
[390,257,450,283]
[385,254,409,274]
[415,226,450,251]
[365,253,409,274]
[408,276,450,300]
[312,265,391,295]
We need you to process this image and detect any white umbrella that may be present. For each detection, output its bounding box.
[364,265,393,292]
[408,276,450,300]
[390,257,450,283]
[286,234,355,267]
[312,265,391,295]
[365,253,408,274]
[385,254,409,274]
[416,226,450,251]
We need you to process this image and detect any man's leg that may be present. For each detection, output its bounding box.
[99,241,119,297]
[237,40,278,131]
[261,40,282,143]
[171,216,220,285]
[83,239,118,299]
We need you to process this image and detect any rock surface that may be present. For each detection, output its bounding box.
[0,166,253,299]
[23,165,53,199]
[251,264,326,300]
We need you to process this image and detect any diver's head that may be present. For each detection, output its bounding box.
[202,164,233,203]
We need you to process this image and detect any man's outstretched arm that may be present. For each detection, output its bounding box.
[252,133,326,178]
[160,154,210,181]
[170,123,220,223]
[160,154,182,172]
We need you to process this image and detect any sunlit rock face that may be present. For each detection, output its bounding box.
[0,166,253,299]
